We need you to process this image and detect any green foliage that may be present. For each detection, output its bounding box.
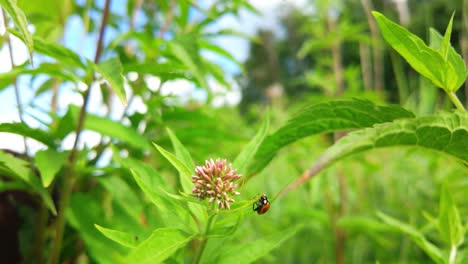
[439,185,464,247]
[216,225,303,264]
[317,111,468,169]
[0,0,34,62]
[94,57,127,104]
[94,224,139,248]
[0,151,56,215]
[35,148,68,187]
[232,109,269,174]
[377,211,444,263]
[0,1,466,263]
[126,228,195,264]
[249,99,415,175]
[372,11,467,93]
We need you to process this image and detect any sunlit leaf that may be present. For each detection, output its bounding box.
[199,39,244,71]
[0,122,56,147]
[153,143,192,192]
[169,42,208,88]
[95,224,139,248]
[69,106,150,150]
[439,184,464,247]
[372,11,467,92]
[316,111,467,169]
[216,225,303,264]
[166,127,195,169]
[249,99,414,175]
[94,57,127,105]
[9,31,86,69]
[129,168,195,231]
[35,148,68,187]
[0,0,34,63]
[126,228,194,264]
[123,62,187,80]
[0,63,79,92]
[0,151,56,215]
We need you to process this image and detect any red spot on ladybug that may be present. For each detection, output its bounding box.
[253,194,270,215]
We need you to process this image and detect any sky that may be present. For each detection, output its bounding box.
[0,0,308,155]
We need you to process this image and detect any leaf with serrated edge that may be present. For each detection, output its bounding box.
[319,111,467,166]
[372,11,446,89]
[249,99,414,175]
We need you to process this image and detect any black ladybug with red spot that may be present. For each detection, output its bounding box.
[253,194,270,215]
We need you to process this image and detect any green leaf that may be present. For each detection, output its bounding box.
[203,29,259,43]
[232,110,269,175]
[169,42,208,88]
[166,127,195,170]
[315,111,468,171]
[69,105,150,150]
[129,168,194,231]
[126,228,194,264]
[440,13,467,92]
[151,143,207,226]
[123,62,187,80]
[377,212,444,263]
[68,194,127,264]
[94,57,127,105]
[33,36,86,69]
[249,99,414,175]
[95,224,139,248]
[198,39,243,71]
[53,106,75,139]
[0,122,56,147]
[216,225,302,264]
[428,28,467,93]
[35,148,68,187]
[439,185,464,247]
[153,143,192,192]
[0,0,34,63]
[0,180,28,192]
[372,11,446,89]
[0,151,56,215]
[441,13,455,60]
[0,63,80,92]
[98,175,142,221]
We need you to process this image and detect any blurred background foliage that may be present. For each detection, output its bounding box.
[0,0,466,263]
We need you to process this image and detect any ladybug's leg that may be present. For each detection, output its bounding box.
[252,202,257,211]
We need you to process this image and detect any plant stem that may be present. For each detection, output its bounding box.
[1,9,29,156]
[449,245,457,264]
[49,1,111,263]
[32,200,49,264]
[192,211,217,264]
[447,92,466,111]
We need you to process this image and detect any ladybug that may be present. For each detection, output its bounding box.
[253,194,270,215]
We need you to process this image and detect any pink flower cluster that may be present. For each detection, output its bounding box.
[192,159,241,209]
